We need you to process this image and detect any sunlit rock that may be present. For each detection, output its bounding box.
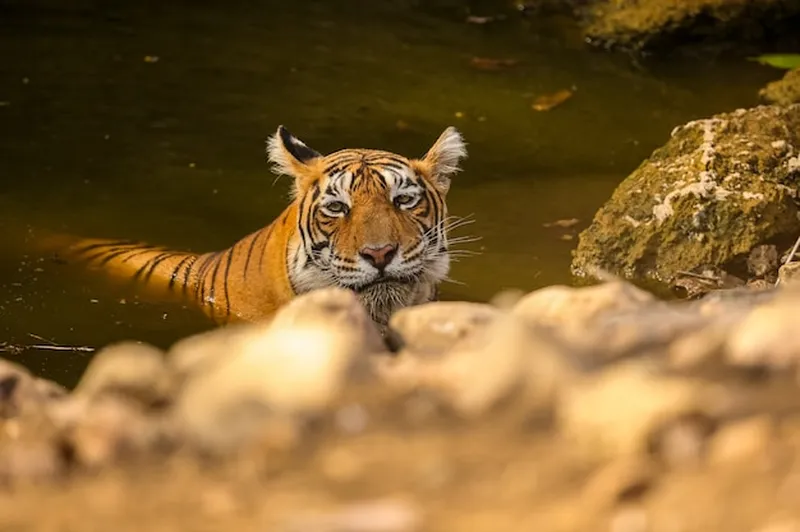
[73,341,170,407]
[779,261,800,285]
[707,415,774,466]
[725,290,800,369]
[572,105,800,284]
[557,360,712,460]
[0,360,63,418]
[761,68,800,106]
[172,287,385,452]
[511,281,655,329]
[387,301,502,358]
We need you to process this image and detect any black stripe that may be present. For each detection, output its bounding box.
[195,253,220,304]
[81,244,141,264]
[170,255,195,291]
[181,256,198,296]
[97,249,146,267]
[221,247,235,319]
[73,240,138,254]
[120,249,160,264]
[243,231,261,280]
[257,225,274,273]
[208,251,225,311]
[133,252,174,283]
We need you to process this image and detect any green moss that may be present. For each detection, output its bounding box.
[571,104,800,283]
[760,68,800,106]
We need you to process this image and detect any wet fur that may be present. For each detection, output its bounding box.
[54,126,467,328]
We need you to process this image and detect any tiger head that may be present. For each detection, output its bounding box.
[267,125,468,327]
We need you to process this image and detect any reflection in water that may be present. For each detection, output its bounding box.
[0,0,778,386]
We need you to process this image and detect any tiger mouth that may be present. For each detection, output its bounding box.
[353,277,400,293]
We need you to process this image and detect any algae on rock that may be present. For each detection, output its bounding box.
[571,104,800,284]
[761,68,800,106]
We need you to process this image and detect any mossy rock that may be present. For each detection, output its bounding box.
[760,68,800,107]
[581,0,800,51]
[571,104,800,283]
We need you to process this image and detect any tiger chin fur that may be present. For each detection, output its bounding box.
[52,125,468,329]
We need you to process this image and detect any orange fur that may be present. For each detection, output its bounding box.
[52,126,468,327]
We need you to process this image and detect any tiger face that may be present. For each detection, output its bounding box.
[267,126,467,326]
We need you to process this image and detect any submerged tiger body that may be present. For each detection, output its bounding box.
[57,126,468,327]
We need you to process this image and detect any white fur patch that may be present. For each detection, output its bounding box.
[426,127,467,177]
[266,131,295,177]
[266,128,317,178]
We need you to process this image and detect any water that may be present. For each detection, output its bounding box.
[0,0,782,386]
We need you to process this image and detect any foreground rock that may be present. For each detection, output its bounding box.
[761,67,800,106]
[572,104,800,284]
[4,282,800,530]
[580,0,800,51]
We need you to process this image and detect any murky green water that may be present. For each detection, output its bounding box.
[0,0,783,386]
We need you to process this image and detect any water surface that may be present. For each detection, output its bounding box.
[0,0,781,386]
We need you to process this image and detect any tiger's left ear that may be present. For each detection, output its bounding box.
[420,127,467,194]
[266,125,322,195]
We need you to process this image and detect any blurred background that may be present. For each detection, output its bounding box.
[0,0,789,385]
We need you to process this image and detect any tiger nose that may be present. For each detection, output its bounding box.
[359,244,397,270]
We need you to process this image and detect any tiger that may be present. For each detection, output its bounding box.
[53,125,469,329]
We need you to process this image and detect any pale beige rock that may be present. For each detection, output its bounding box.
[32,379,68,402]
[726,294,800,369]
[387,301,502,357]
[609,506,649,532]
[0,360,60,417]
[318,445,365,483]
[747,279,775,291]
[378,309,577,418]
[425,315,574,417]
[489,288,527,310]
[0,438,63,484]
[581,456,657,510]
[74,341,170,406]
[174,288,384,452]
[708,416,773,466]
[167,324,253,384]
[779,262,800,285]
[753,519,800,532]
[649,413,714,469]
[0,412,64,483]
[51,396,168,469]
[512,281,655,329]
[557,360,708,460]
[668,313,746,369]
[280,498,422,532]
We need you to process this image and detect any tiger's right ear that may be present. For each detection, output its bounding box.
[266,126,322,194]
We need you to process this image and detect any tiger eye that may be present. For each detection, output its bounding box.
[325,201,349,214]
[393,194,415,208]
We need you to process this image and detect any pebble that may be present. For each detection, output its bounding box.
[173,288,383,452]
[582,456,657,510]
[779,262,800,285]
[557,360,707,460]
[280,498,422,532]
[708,415,773,466]
[423,315,574,417]
[387,301,502,358]
[512,281,655,329]
[0,360,58,418]
[73,341,170,407]
[649,412,715,469]
[726,294,800,369]
[54,396,166,469]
